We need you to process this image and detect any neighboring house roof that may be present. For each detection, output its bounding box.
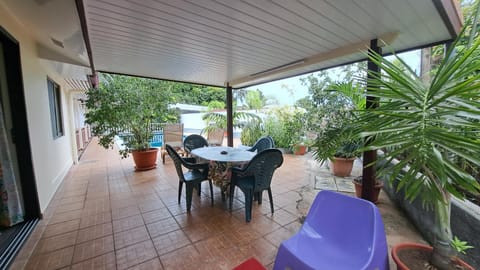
[1,0,462,89]
[169,103,208,113]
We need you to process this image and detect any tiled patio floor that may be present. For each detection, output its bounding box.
[11,138,424,270]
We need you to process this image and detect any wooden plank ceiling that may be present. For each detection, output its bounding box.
[1,0,462,88]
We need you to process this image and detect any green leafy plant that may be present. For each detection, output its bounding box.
[310,81,365,164]
[359,17,480,269]
[263,106,306,149]
[240,118,264,146]
[201,110,260,134]
[85,74,176,158]
[451,236,474,255]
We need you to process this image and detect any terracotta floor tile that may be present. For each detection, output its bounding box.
[62,189,87,198]
[141,208,171,224]
[34,231,78,255]
[82,198,111,216]
[49,209,84,225]
[54,201,85,214]
[115,240,157,270]
[127,258,163,270]
[80,211,112,229]
[114,226,150,249]
[267,208,298,226]
[133,193,160,203]
[146,217,180,238]
[159,245,201,270]
[110,198,138,210]
[24,246,74,270]
[14,140,426,270]
[264,227,294,248]
[228,226,262,246]
[71,251,116,270]
[138,200,165,213]
[72,235,115,263]
[164,203,189,216]
[239,238,278,266]
[42,219,80,238]
[220,246,253,268]
[58,195,85,205]
[77,222,113,244]
[111,205,141,220]
[152,229,191,255]
[194,232,236,254]
[182,222,216,243]
[113,214,145,233]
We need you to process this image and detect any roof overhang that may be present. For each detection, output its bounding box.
[1,0,463,89]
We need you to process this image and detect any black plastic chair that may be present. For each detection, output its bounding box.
[229,149,284,222]
[266,135,275,148]
[183,134,208,156]
[247,136,274,153]
[165,144,213,211]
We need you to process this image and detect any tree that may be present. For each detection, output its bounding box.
[85,73,177,158]
[245,89,265,110]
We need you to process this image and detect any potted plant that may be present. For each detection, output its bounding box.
[311,106,362,177]
[292,140,308,155]
[85,74,176,171]
[289,110,310,155]
[352,176,383,203]
[359,17,480,269]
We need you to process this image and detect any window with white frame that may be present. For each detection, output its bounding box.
[47,78,64,138]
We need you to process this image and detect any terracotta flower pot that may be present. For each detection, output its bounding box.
[392,242,474,270]
[331,157,356,177]
[293,144,307,155]
[131,148,158,171]
[353,179,383,203]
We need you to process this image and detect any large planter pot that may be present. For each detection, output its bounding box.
[293,144,307,155]
[331,157,356,177]
[353,179,383,203]
[392,242,474,270]
[131,148,159,171]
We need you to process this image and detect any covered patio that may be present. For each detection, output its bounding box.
[0,0,465,269]
[11,139,423,270]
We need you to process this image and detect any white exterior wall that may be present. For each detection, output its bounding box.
[0,6,75,212]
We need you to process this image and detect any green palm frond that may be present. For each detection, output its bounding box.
[202,111,261,133]
[360,34,480,206]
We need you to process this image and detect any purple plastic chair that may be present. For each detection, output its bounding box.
[273,190,389,270]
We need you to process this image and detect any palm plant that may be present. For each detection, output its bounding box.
[201,110,260,134]
[360,21,480,269]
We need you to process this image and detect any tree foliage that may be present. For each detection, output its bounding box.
[245,89,266,110]
[85,74,177,157]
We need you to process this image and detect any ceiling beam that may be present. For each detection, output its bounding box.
[228,32,398,88]
[75,0,95,75]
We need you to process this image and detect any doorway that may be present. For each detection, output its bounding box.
[0,27,41,269]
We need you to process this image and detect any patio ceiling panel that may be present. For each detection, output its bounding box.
[82,0,460,88]
[0,0,461,89]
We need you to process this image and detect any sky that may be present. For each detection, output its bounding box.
[252,50,421,106]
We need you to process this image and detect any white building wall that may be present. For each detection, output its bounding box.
[0,6,76,212]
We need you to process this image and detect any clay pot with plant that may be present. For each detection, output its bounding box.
[352,176,383,203]
[312,114,362,177]
[359,16,480,269]
[85,74,176,171]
